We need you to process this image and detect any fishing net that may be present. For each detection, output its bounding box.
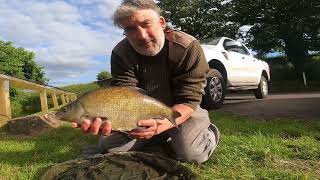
[41,151,197,180]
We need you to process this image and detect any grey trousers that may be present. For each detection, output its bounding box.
[98,106,220,164]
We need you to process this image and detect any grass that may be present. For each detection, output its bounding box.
[60,82,100,95]
[191,111,320,179]
[1,112,320,179]
[0,125,99,179]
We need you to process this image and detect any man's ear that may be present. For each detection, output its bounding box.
[159,16,166,29]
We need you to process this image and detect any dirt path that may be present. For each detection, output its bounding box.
[217,92,320,120]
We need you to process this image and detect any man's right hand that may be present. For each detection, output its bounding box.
[71,118,112,136]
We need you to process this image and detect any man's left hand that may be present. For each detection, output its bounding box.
[129,119,159,139]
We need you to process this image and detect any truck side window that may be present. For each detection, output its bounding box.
[238,45,250,56]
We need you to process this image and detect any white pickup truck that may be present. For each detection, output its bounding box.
[201,37,270,109]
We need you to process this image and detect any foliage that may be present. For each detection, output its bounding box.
[1,112,320,179]
[263,55,320,92]
[0,40,50,118]
[96,71,113,87]
[60,82,100,95]
[10,89,61,118]
[96,71,112,81]
[10,90,41,118]
[229,0,320,74]
[266,55,320,81]
[158,0,320,77]
[0,40,48,84]
[158,0,239,39]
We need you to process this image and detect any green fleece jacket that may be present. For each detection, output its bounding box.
[110,30,209,110]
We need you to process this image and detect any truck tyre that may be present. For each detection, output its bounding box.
[201,69,226,110]
[254,76,268,99]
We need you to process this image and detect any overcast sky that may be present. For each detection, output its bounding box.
[0,0,124,86]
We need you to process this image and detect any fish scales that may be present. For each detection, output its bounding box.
[54,86,180,131]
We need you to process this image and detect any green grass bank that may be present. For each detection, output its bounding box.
[1,111,319,179]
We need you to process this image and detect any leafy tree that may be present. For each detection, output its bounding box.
[230,0,320,75]
[159,0,320,77]
[96,71,112,87]
[0,40,48,84]
[158,0,239,39]
[97,71,112,81]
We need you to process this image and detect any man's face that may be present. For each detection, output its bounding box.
[121,9,166,56]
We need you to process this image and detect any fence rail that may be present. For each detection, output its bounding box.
[0,74,77,127]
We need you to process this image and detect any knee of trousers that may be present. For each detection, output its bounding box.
[98,133,133,152]
[171,128,218,164]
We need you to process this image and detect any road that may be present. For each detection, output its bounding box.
[216,92,320,120]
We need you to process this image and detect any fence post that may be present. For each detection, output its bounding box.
[61,94,66,106]
[0,79,11,127]
[66,95,70,103]
[52,92,59,110]
[40,89,49,114]
[72,95,77,101]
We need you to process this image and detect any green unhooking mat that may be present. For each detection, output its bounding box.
[41,152,197,180]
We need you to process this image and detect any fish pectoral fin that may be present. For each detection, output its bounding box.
[167,111,180,127]
[132,126,148,131]
[173,111,181,119]
[152,116,179,129]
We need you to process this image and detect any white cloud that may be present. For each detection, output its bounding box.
[0,0,123,86]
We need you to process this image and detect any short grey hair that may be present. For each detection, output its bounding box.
[113,0,161,28]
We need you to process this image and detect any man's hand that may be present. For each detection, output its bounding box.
[129,118,175,139]
[71,118,112,136]
[129,119,158,139]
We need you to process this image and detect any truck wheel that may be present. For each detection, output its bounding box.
[254,76,268,99]
[201,69,226,110]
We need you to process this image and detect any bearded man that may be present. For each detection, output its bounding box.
[76,0,220,164]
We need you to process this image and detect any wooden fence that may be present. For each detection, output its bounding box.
[0,74,77,127]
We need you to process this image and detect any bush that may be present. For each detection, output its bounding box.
[265,55,320,92]
[10,89,41,118]
[267,55,320,81]
[305,59,320,81]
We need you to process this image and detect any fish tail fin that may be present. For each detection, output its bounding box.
[168,111,181,127]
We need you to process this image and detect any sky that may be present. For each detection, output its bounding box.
[0,1,268,87]
[0,0,124,86]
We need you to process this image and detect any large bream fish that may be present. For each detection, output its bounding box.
[53,86,180,131]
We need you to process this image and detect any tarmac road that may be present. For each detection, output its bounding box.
[217,92,320,120]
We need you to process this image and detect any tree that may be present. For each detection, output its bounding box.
[158,0,239,40]
[159,0,320,77]
[97,71,112,81]
[230,0,320,75]
[96,71,112,87]
[0,40,48,84]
